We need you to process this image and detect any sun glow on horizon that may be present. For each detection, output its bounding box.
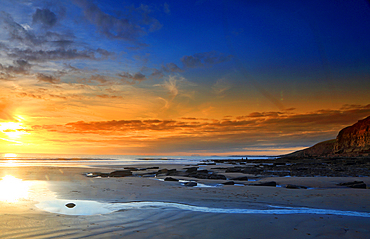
[3,153,17,158]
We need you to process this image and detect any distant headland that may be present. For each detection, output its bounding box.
[286,116,370,158]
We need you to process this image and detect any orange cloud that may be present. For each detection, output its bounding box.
[27,104,370,155]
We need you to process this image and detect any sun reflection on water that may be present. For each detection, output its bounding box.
[0,175,32,202]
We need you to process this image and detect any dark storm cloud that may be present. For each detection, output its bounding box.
[181,51,233,68]
[73,0,162,46]
[32,8,58,28]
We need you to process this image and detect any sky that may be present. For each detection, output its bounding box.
[0,0,370,156]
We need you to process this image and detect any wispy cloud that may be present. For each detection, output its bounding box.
[181,51,233,68]
[73,0,162,46]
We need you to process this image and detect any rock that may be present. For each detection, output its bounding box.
[231,176,249,181]
[156,168,168,174]
[338,181,367,189]
[109,170,133,177]
[184,167,198,173]
[222,181,235,185]
[208,174,227,180]
[124,167,139,171]
[65,203,76,208]
[156,168,177,176]
[146,167,160,169]
[184,182,197,187]
[285,184,307,189]
[85,172,110,177]
[252,181,277,187]
[334,116,370,155]
[225,167,243,173]
[164,177,179,181]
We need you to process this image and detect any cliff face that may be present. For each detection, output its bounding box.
[287,116,370,158]
[334,116,370,155]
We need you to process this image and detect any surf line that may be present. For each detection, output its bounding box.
[37,200,370,217]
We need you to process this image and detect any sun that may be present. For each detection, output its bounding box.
[4,153,17,158]
[0,122,27,138]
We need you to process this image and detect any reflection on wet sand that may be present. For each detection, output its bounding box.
[0,175,32,202]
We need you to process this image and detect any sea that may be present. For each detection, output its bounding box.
[0,154,276,167]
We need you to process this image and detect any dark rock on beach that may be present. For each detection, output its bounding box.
[251,181,277,187]
[109,170,133,177]
[338,181,367,189]
[85,172,110,177]
[164,177,179,181]
[156,168,177,176]
[65,203,76,208]
[146,166,160,170]
[231,176,249,181]
[285,184,308,189]
[186,169,226,180]
[222,181,235,185]
[184,182,197,187]
[184,167,198,173]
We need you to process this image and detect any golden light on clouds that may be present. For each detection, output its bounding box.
[0,122,28,138]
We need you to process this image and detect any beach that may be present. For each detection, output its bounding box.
[1,162,370,238]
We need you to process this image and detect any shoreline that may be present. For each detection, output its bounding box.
[1,163,370,238]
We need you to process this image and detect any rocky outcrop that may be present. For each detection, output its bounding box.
[287,116,370,158]
[334,116,370,155]
[287,139,336,157]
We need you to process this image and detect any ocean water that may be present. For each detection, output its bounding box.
[0,153,276,167]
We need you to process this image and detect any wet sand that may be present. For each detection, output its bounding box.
[1,164,370,238]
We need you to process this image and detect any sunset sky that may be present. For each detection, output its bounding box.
[0,0,370,156]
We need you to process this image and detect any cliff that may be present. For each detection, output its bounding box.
[334,116,370,155]
[286,116,370,158]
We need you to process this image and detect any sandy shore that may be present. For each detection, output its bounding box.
[1,164,370,238]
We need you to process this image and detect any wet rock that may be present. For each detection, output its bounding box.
[109,170,133,177]
[65,203,76,208]
[85,172,110,177]
[225,167,243,173]
[208,174,227,180]
[186,169,226,180]
[338,181,367,189]
[231,176,249,181]
[285,184,307,189]
[156,168,177,176]
[252,181,277,187]
[184,182,197,187]
[222,181,235,185]
[124,167,139,171]
[184,167,198,173]
[146,166,160,170]
[164,177,179,181]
